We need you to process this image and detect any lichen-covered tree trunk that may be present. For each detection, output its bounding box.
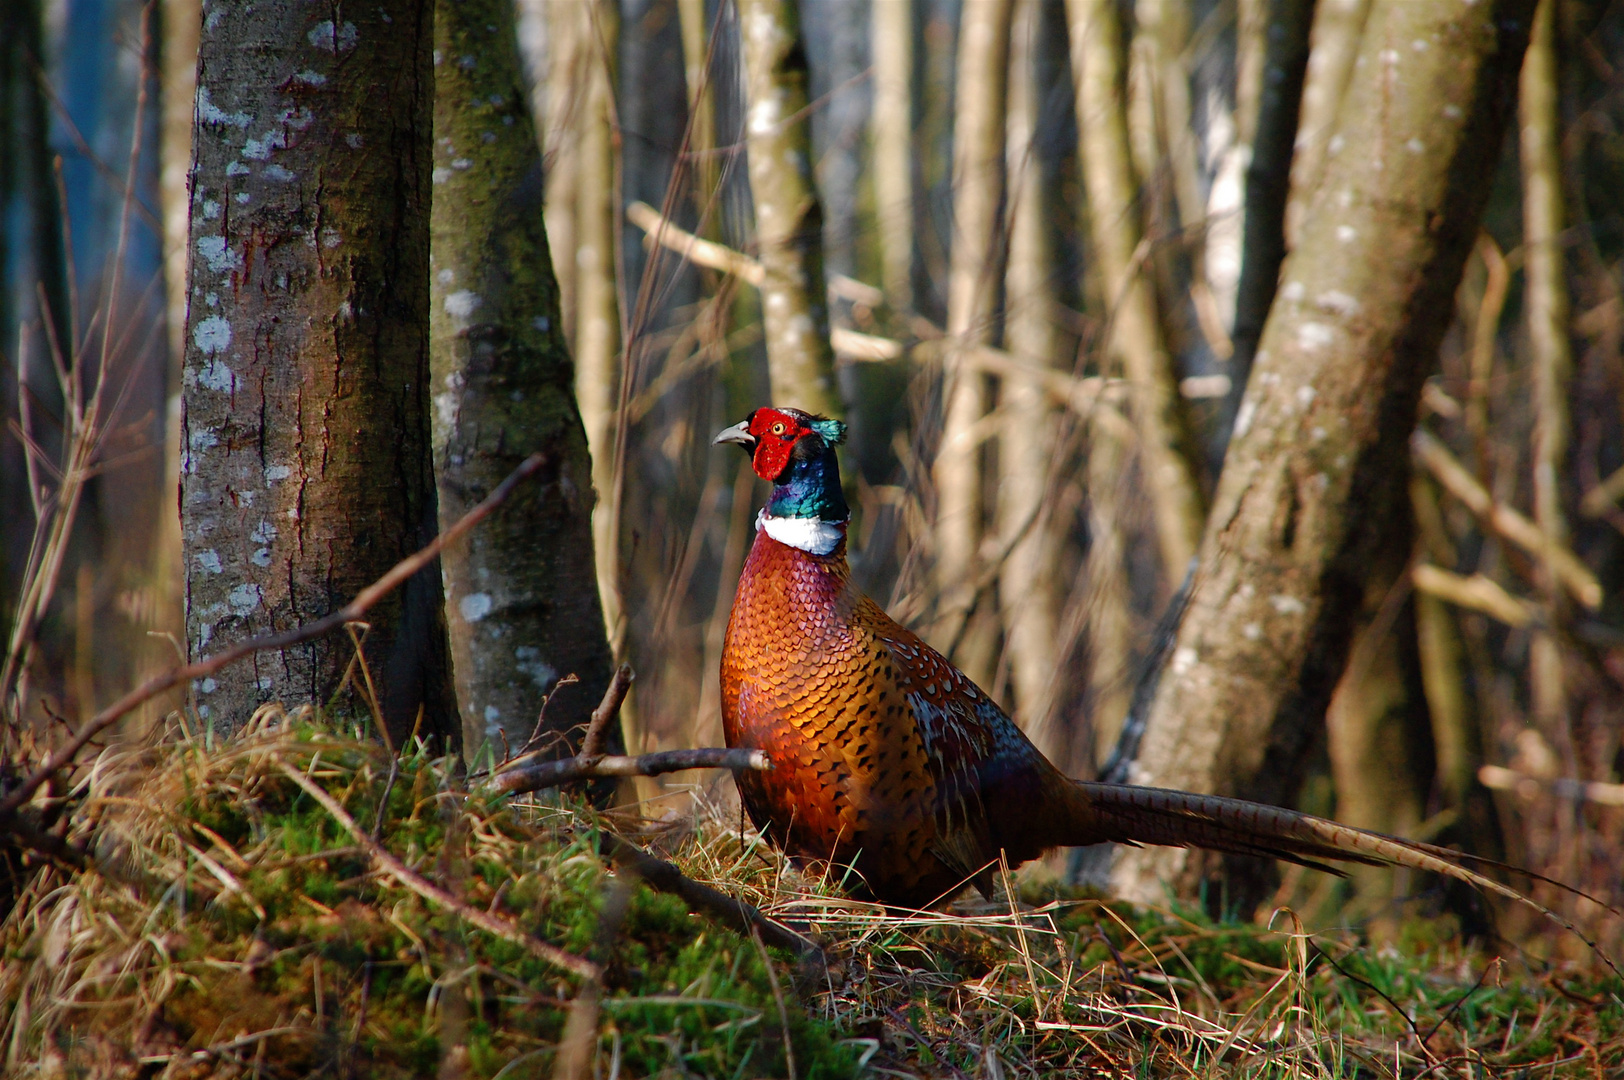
[932,0,1010,688]
[1066,0,1208,582]
[737,0,840,418]
[998,0,1061,760]
[180,0,453,743]
[430,0,614,764]
[1284,0,1373,249]
[1109,0,1536,907]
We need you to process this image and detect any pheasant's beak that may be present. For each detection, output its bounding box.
[712,420,756,450]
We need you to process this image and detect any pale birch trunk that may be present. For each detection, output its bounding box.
[679,0,720,221]
[871,0,914,310]
[737,0,840,418]
[998,0,1061,759]
[932,0,1011,685]
[1066,0,1208,581]
[430,0,614,765]
[1520,0,1571,736]
[1110,0,1536,907]
[543,3,585,348]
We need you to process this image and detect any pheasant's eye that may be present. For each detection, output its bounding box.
[771,422,787,437]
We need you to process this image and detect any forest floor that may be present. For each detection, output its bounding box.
[2,710,1620,1079]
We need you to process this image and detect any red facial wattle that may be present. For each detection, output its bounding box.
[747,408,808,481]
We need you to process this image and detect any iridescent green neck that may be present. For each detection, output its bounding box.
[765,444,848,522]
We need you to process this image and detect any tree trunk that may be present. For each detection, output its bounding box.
[542,3,585,349]
[931,0,1010,686]
[1284,0,1373,249]
[1109,0,1536,907]
[998,0,1061,760]
[180,0,453,744]
[574,0,625,652]
[1066,0,1208,583]
[871,0,913,311]
[430,0,615,765]
[1215,0,1313,452]
[736,0,840,418]
[1520,0,1570,737]
[678,0,721,224]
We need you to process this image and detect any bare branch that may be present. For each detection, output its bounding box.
[579,662,634,758]
[0,453,553,825]
[1479,765,1624,808]
[1412,564,1539,628]
[491,748,770,797]
[279,761,601,980]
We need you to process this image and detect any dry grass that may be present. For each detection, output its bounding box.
[2,709,1620,1079]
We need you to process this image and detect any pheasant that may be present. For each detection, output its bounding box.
[713,406,1595,932]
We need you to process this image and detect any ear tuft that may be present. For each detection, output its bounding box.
[808,418,847,447]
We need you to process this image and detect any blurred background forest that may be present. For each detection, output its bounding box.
[3,0,1624,942]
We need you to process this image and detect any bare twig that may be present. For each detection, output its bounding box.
[0,453,554,826]
[599,832,823,963]
[278,761,600,980]
[491,748,770,797]
[1478,765,1624,807]
[1411,430,1601,610]
[1411,564,1539,628]
[579,663,634,758]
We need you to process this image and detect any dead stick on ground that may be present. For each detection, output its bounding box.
[492,748,771,796]
[278,761,601,981]
[579,663,634,758]
[0,453,553,826]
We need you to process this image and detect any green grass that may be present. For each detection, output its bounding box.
[1,710,1617,1078]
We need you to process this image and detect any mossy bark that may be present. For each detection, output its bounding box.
[1110,0,1536,907]
[737,0,840,419]
[430,0,614,764]
[180,0,453,743]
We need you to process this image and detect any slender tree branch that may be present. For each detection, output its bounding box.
[579,663,634,758]
[279,761,601,980]
[492,748,770,796]
[0,453,554,825]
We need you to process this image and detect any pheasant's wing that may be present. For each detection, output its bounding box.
[867,608,1032,894]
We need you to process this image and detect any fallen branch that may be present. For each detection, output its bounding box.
[279,761,601,980]
[1479,764,1624,808]
[1411,430,1602,610]
[492,748,771,796]
[0,453,554,827]
[599,832,824,963]
[1412,563,1539,628]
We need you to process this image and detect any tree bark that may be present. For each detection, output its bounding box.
[998,0,1062,760]
[1216,0,1314,452]
[737,0,840,418]
[1284,0,1373,249]
[1066,0,1208,582]
[931,0,1011,686]
[1109,0,1537,907]
[180,0,453,744]
[1520,0,1570,735]
[430,0,614,764]
[541,3,585,348]
[871,0,914,311]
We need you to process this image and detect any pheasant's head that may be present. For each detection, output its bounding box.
[713,407,849,553]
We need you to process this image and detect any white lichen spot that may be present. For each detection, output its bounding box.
[513,646,557,689]
[432,167,453,185]
[1327,134,1345,155]
[1243,623,1262,641]
[444,290,483,320]
[436,268,455,284]
[256,677,275,692]
[532,316,550,332]
[250,548,272,567]
[435,392,458,430]
[194,549,223,574]
[264,164,296,182]
[197,87,250,128]
[459,592,494,623]
[1171,647,1199,675]
[1335,225,1357,243]
[198,358,237,392]
[189,428,219,451]
[250,519,278,544]
[264,464,292,483]
[1270,594,1307,616]
[458,55,477,70]
[1296,384,1317,408]
[1405,138,1424,154]
[1296,322,1334,350]
[225,161,250,177]
[197,235,241,273]
[1443,103,1463,120]
[1379,48,1399,64]
[1280,280,1305,302]
[243,131,287,159]
[228,583,263,614]
[1233,399,1258,439]
[235,191,250,204]
[433,49,443,66]
[452,157,473,170]
[1411,38,1429,51]
[347,133,364,149]
[193,315,232,354]
[202,199,221,219]
[321,227,342,248]
[205,292,218,308]
[484,705,501,725]
[1317,290,1361,317]
[199,678,218,693]
[292,70,327,86]
[308,20,359,52]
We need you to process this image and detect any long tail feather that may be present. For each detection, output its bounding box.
[1073,781,1620,975]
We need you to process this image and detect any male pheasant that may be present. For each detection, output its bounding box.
[713,406,1582,923]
